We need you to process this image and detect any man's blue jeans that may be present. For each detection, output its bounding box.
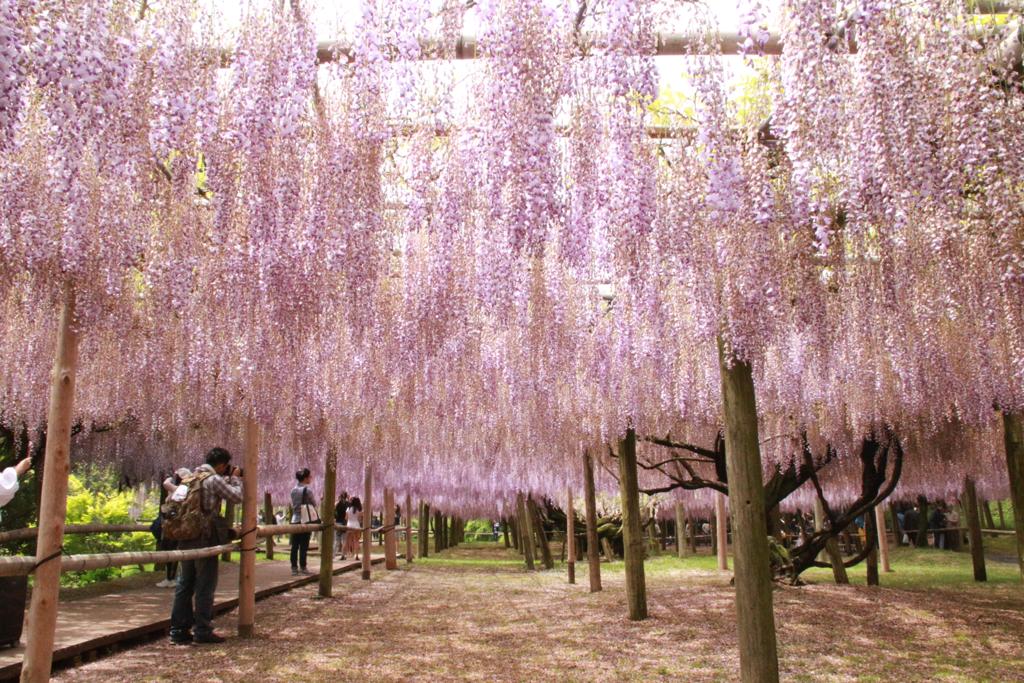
[170,556,219,637]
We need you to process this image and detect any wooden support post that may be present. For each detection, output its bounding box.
[1003,411,1024,579]
[688,513,698,553]
[518,492,536,570]
[566,487,576,584]
[997,500,1006,530]
[675,501,687,558]
[318,445,337,597]
[874,503,891,573]
[964,476,987,582]
[718,339,779,683]
[419,502,429,558]
[21,286,80,683]
[510,516,520,551]
[237,417,260,637]
[529,496,554,569]
[583,450,602,592]
[384,488,398,569]
[405,490,413,564]
[222,502,235,562]
[502,519,511,548]
[264,492,275,560]
[715,491,729,571]
[618,428,648,621]
[433,510,443,553]
[865,505,879,586]
[361,463,372,581]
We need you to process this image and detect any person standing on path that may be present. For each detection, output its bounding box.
[344,496,363,560]
[155,467,193,587]
[335,491,350,559]
[169,447,243,645]
[290,468,318,576]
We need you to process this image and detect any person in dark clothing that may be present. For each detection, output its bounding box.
[903,506,920,546]
[289,468,317,576]
[169,447,243,645]
[335,491,349,558]
[930,504,947,549]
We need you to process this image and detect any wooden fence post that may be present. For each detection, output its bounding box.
[1002,412,1024,579]
[518,492,536,570]
[715,491,729,571]
[675,501,687,558]
[237,417,260,636]
[318,445,337,597]
[21,286,79,683]
[361,463,372,581]
[618,428,648,620]
[964,476,987,582]
[583,450,602,592]
[874,503,891,573]
[405,490,413,564]
[718,338,780,683]
[566,487,576,584]
[384,488,398,569]
[264,492,275,560]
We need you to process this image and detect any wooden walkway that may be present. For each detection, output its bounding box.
[0,554,387,681]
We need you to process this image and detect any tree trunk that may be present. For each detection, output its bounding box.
[1002,411,1024,579]
[717,339,779,683]
[384,488,398,570]
[675,502,687,558]
[981,499,997,537]
[618,428,648,621]
[518,493,535,570]
[510,516,520,552]
[264,492,275,560]
[361,463,372,580]
[433,511,443,554]
[865,505,879,587]
[566,487,576,584]
[237,417,260,636]
[583,451,602,592]
[601,537,616,562]
[419,502,429,558]
[964,477,988,582]
[715,491,729,571]
[890,502,905,546]
[405,490,413,564]
[688,513,698,553]
[874,503,891,573]
[502,519,511,548]
[826,538,849,584]
[21,286,80,683]
[997,500,1006,530]
[529,496,554,569]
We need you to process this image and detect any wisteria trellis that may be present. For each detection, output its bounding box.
[0,0,1021,517]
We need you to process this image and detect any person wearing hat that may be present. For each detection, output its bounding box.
[154,467,195,587]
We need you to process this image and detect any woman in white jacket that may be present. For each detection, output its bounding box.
[0,457,31,508]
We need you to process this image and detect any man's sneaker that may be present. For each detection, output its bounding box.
[300,568,314,575]
[156,579,175,588]
[194,633,227,644]
[291,568,300,576]
[169,632,193,645]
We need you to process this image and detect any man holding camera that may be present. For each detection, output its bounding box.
[169,447,243,645]
[0,457,32,509]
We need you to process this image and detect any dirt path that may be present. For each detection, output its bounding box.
[54,545,1024,682]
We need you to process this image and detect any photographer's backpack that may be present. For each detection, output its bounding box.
[160,471,214,541]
